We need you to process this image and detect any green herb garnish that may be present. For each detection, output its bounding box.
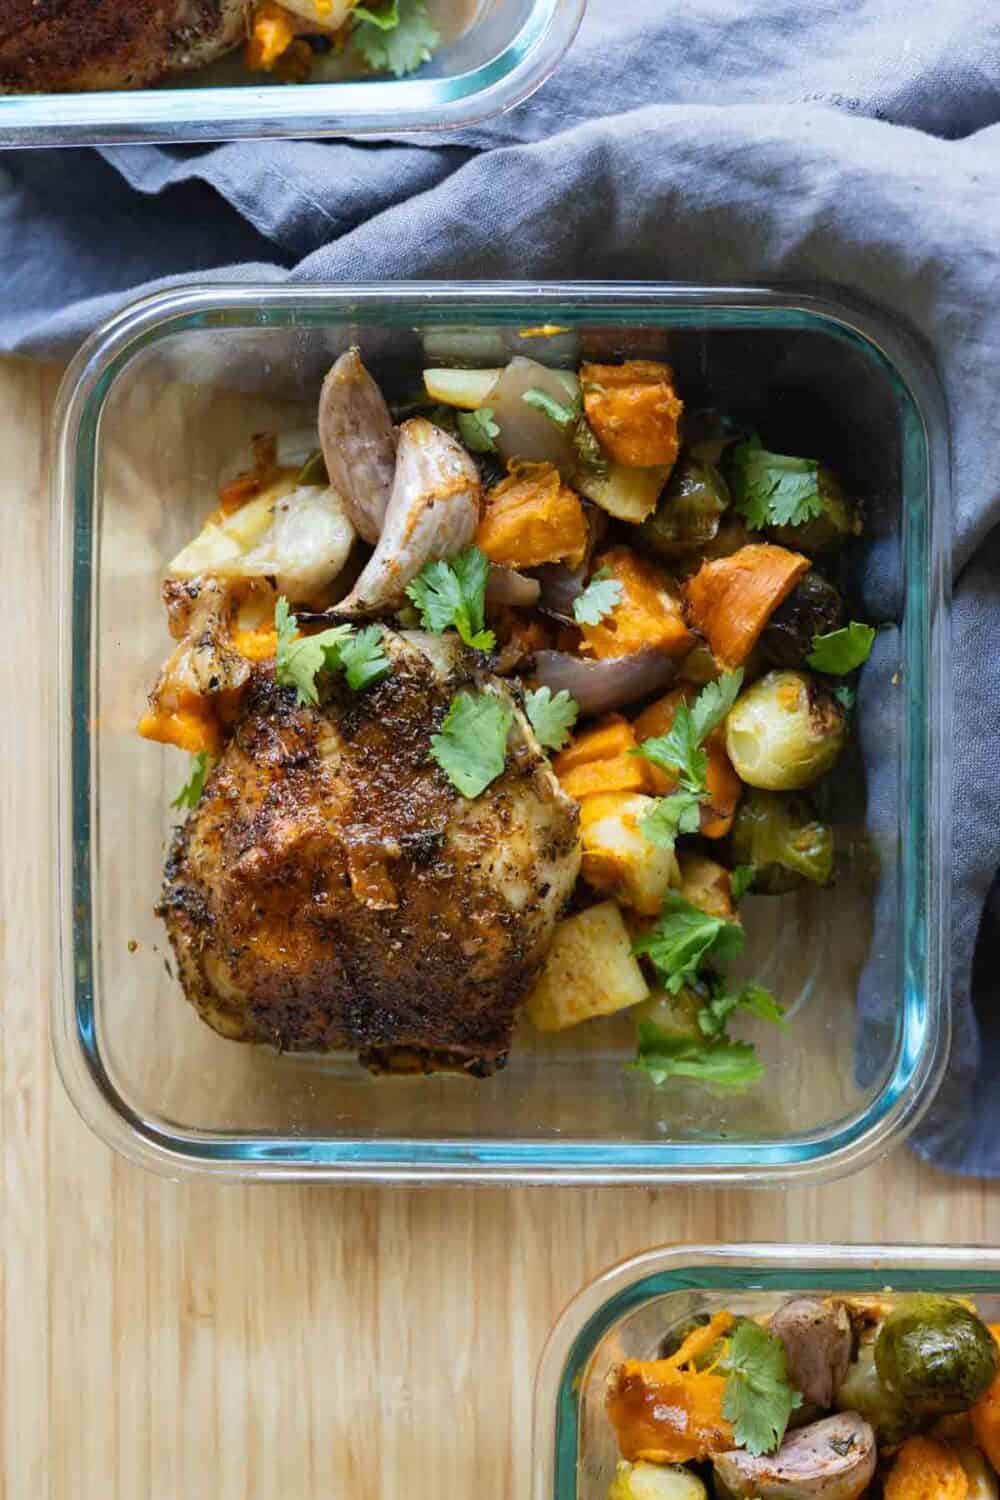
[405,546,496,653]
[631,891,745,995]
[730,864,757,902]
[721,1321,803,1456]
[634,671,744,846]
[698,979,786,1039]
[275,598,389,705]
[457,406,500,454]
[337,625,392,692]
[352,0,439,77]
[171,750,213,811]
[525,686,578,751]
[430,690,513,799]
[807,621,876,675]
[573,567,624,627]
[728,434,825,530]
[635,1021,766,1092]
[522,387,580,428]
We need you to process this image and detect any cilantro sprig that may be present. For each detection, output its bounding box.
[807,621,876,675]
[728,434,825,530]
[522,387,579,428]
[721,1322,803,1456]
[430,690,513,798]
[351,0,439,77]
[171,750,213,811]
[635,1022,765,1091]
[632,891,745,995]
[698,978,786,1039]
[405,546,496,653]
[525,686,578,751]
[275,597,390,706]
[573,567,623,627]
[457,407,500,454]
[730,864,757,902]
[633,671,744,846]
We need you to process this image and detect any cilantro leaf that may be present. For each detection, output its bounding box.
[352,0,439,76]
[634,704,708,789]
[730,864,757,902]
[689,668,744,742]
[573,567,624,627]
[275,597,354,707]
[641,790,702,847]
[635,1021,765,1091]
[522,387,580,429]
[806,621,876,675]
[722,1321,803,1456]
[834,682,857,713]
[171,750,213,811]
[457,406,500,454]
[698,980,786,1039]
[728,435,825,531]
[338,625,391,692]
[632,891,745,994]
[405,546,496,653]
[431,690,513,799]
[525,686,578,752]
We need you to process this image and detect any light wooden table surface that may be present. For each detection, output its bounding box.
[1,354,995,1500]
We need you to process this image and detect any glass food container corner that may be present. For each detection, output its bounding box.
[0,0,584,146]
[532,1244,1000,1500]
[52,280,950,1184]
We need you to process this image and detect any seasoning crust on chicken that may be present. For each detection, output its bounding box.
[0,0,245,92]
[159,631,581,1073]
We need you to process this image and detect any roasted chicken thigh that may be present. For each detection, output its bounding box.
[159,631,581,1073]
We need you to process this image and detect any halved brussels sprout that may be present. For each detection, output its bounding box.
[730,790,834,893]
[761,572,844,669]
[608,1460,707,1500]
[768,467,859,555]
[636,457,731,559]
[725,671,847,791]
[875,1296,999,1415]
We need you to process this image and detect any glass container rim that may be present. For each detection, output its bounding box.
[52,279,951,1185]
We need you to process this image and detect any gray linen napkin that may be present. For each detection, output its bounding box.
[4,0,999,1172]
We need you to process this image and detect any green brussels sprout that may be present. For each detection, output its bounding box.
[730,790,834,894]
[874,1296,999,1415]
[637,457,731,560]
[608,1460,707,1500]
[725,671,847,791]
[834,1341,915,1445]
[768,467,860,555]
[761,572,845,669]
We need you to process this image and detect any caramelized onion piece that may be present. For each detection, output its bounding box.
[534,649,676,717]
[318,348,397,545]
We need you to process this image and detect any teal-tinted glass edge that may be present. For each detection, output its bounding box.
[59,283,949,1182]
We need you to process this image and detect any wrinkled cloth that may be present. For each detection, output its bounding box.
[3,0,999,1172]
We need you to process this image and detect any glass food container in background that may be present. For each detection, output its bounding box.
[532,1243,1000,1500]
[52,281,950,1183]
[0,0,583,146]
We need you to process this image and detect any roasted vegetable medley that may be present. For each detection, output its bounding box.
[140,340,875,1082]
[607,1292,1000,1499]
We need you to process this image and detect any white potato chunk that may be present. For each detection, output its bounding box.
[581,793,679,916]
[526,900,649,1032]
[575,461,670,523]
[422,367,503,409]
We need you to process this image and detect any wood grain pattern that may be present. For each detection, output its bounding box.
[0,353,996,1500]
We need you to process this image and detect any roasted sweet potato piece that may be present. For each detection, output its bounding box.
[632,687,743,838]
[970,1324,1000,1472]
[606,1312,736,1463]
[579,546,694,661]
[557,755,648,802]
[581,360,683,469]
[553,713,637,775]
[683,543,810,670]
[477,461,588,569]
[885,1436,969,1500]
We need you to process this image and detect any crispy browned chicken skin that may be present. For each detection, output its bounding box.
[0,0,244,93]
[159,631,581,1075]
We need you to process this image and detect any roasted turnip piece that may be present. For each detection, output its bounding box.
[712,1412,875,1500]
[318,349,397,544]
[334,418,481,616]
[770,1298,853,1410]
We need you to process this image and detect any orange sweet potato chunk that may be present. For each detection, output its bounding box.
[632,687,742,838]
[477,462,588,569]
[553,713,637,776]
[557,755,648,803]
[683,542,810,670]
[581,359,683,468]
[606,1311,735,1463]
[885,1437,968,1500]
[971,1325,1000,1472]
[579,546,693,661]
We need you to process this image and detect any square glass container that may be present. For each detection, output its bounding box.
[0,0,583,147]
[52,281,950,1183]
[532,1243,1000,1500]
